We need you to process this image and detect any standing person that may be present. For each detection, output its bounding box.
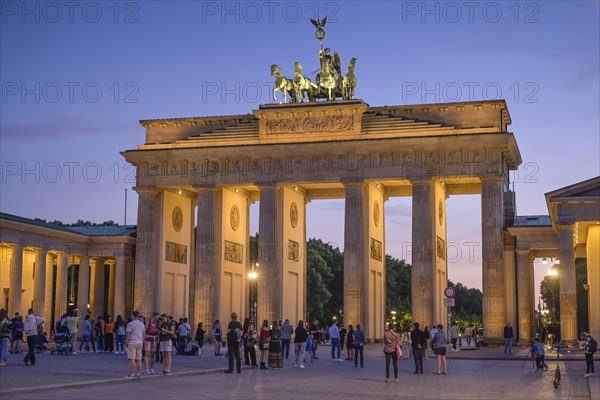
[268,320,283,369]
[10,315,23,354]
[346,325,354,361]
[0,309,12,365]
[449,321,459,352]
[464,324,473,347]
[353,324,366,368]
[224,312,243,374]
[503,322,514,354]
[124,311,144,380]
[401,327,412,360]
[177,317,191,354]
[280,319,293,359]
[95,316,105,353]
[8,312,19,353]
[583,331,596,378]
[410,322,426,374]
[329,321,342,361]
[531,338,547,370]
[340,324,347,354]
[383,322,400,383]
[79,314,93,353]
[144,312,160,375]
[422,326,430,356]
[242,318,257,367]
[212,320,222,356]
[66,309,80,354]
[114,315,126,354]
[159,314,175,375]
[194,322,205,356]
[310,320,320,359]
[104,316,115,354]
[258,319,270,369]
[432,324,447,375]
[23,308,44,366]
[294,320,308,368]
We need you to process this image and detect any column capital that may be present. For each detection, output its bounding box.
[480,175,505,183]
[341,180,366,188]
[133,186,160,195]
[193,185,219,193]
[408,177,435,186]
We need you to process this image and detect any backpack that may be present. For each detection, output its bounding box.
[117,325,126,336]
[589,336,598,353]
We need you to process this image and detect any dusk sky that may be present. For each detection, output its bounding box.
[1,1,599,296]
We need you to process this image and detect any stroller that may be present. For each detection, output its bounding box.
[51,325,73,355]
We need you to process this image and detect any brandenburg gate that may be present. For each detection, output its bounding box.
[122,98,521,341]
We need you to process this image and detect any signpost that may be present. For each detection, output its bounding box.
[444,287,455,346]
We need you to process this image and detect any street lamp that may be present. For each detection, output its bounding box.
[248,262,258,317]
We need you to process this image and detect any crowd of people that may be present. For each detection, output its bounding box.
[0,308,596,381]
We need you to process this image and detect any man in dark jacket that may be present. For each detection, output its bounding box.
[503,322,514,354]
[224,312,243,374]
[410,322,426,374]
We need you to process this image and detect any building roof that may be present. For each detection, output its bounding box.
[0,212,137,237]
[513,215,552,227]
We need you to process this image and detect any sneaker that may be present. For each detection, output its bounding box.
[0,362,6,366]
[395,378,398,383]
[143,369,151,375]
[386,378,389,383]
[124,375,136,380]
[338,358,344,362]
[150,369,156,375]
[165,371,171,376]
[72,351,78,355]
[120,351,124,354]
[294,363,298,367]
[114,351,119,354]
[136,374,141,380]
[299,364,305,368]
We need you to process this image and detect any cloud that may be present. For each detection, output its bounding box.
[0,116,132,140]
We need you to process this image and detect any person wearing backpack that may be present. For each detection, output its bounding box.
[0,309,12,365]
[583,331,596,378]
[531,338,548,370]
[114,315,126,354]
[432,324,448,375]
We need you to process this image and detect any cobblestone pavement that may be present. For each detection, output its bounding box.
[0,345,598,399]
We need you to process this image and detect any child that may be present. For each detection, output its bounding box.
[531,338,547,370]
[305,334,316,364]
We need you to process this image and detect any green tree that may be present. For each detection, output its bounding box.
[385,255,411,322]
[540,259,589,332]
[306,246,333,320]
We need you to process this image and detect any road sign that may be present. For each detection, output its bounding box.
[444,298,455,307]
[444,287,455,298]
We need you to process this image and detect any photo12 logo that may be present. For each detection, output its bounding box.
[1,1,140,24]
[400,1,540,24]
[200,1,340,23]
[1,82,140,104]
[401,81,540,104]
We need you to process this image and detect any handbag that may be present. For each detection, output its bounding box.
[395,343,402,358]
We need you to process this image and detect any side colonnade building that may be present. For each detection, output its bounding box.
[0,214,135,328]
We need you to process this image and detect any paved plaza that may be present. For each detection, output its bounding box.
[0,344,598,400]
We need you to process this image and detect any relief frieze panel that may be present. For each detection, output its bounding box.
[265,115,354,135]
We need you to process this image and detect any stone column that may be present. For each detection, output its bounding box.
[44,253,55,327]
[32,247,47,317]
[194,188,218,333]
[133,188,160,317]
[91,257,106,319]
[258,185,280,324]
[481,177,506,341]
[107,259,116,317]
[54,252,69,320]
[557,223,577,345]
[113,257,126,319]
[516,249,534,342]
[343,182,367,330]
[586,225,600,341]
[8,243,23,315]
[77,256,90,313]
[411,180,435,329]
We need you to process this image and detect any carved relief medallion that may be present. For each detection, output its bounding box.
[438,199,444,226]
[172,206,183,232]
[373,200,380,227]
[290,202,298,229]
[230,204,240,231]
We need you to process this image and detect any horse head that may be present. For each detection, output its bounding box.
[294,61,303,74]
[271,64,283,77]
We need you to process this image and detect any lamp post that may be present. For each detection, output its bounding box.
[248,262,258,318]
